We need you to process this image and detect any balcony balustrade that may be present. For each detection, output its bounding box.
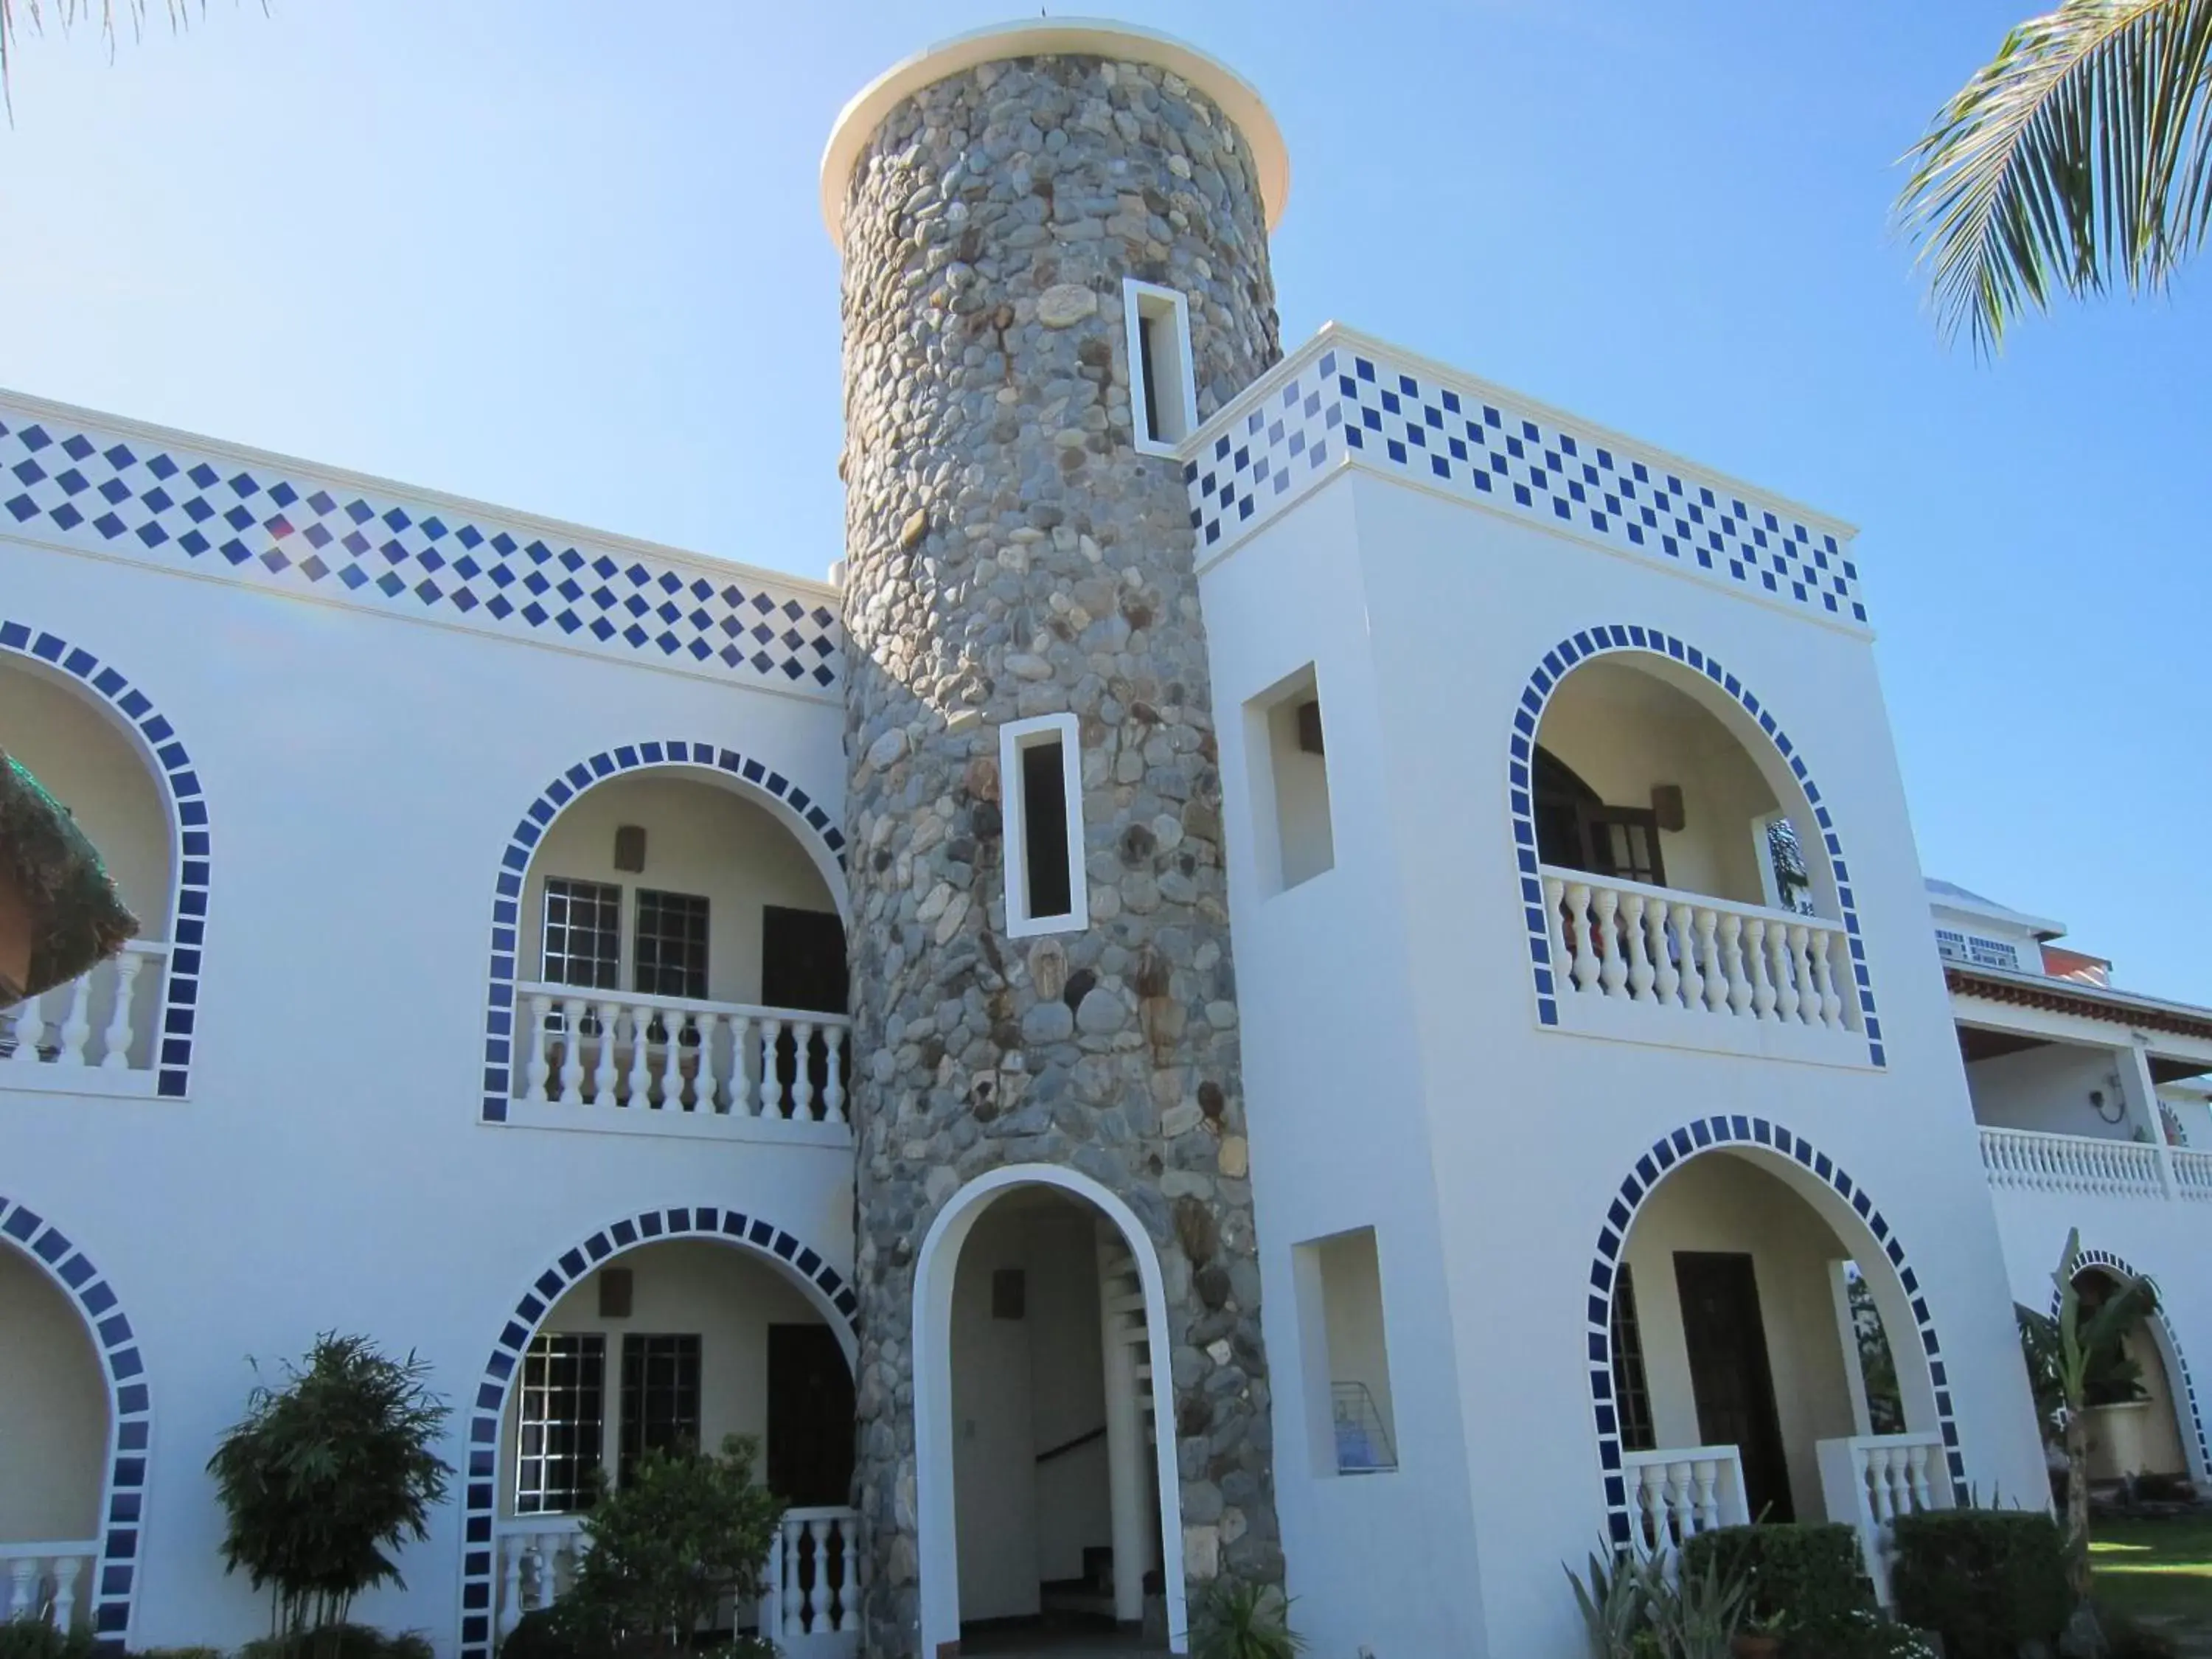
[1540,869,1864,1063]
[0,1543,98,1630]
[1621,1444,1749,1569]
[1979,1124,2212,1205]
[0,940,169,1095]
[493,1507,859,1655]
[1816,1432,1952,1605]
[509,984,852,1144]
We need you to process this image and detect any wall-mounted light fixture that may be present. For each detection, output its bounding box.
[1649,784,1686,833]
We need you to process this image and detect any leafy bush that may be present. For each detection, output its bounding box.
[1891,1509,2073,1659]
[1189,1580,1306,1659]
[1565,1546,1748,1659]
[560,1436,784,1655]
[0,1621,97,1659]
[239,1627,434,1659]
[206,1334,452,1644]
[1679,1523,1874,1643]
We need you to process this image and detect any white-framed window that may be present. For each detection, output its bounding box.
[516,1332,606,1514]
[1000,713,1088,938]
[1124,279,1197,454]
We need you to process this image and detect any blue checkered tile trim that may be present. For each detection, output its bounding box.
[479,740,846,1124]
[2058,1248,2210,1482]
[456,1203,857,1659]
[0,1197,152,1647]
[1,620,207,1098]
[1588,1116,1969,1548]
[1509,625,1885,1068]
[1185,334,1867,630]
[0,406,844,690]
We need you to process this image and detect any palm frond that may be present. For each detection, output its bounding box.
[0,1,204,120]
[1896,0,2212,350]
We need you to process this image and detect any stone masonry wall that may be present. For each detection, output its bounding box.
[832,49,1284,1656]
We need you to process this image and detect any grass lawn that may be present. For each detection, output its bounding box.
[2092,1514,2212,1636]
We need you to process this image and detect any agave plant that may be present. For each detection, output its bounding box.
[1189,1579,1307,1659]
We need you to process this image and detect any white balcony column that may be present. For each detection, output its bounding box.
[1671,900,1701,1009]
[1718,912,1750,1016]
[836,1519,861,1632]
[523,996,553,1102]
[1812,932,1843,1029]
[824,1034,847,1125]
[98,949,147,1069]
[1565,882,1599,994]
[693,1011,725,1113]
[49,1557,80,1632]
[1594,887,1627,997]
[759,1021,782,1117]
[557,998,586,1100]
[589,1001,620,1103]
[625,1006,655,1108]
[7,1558,37,1620]
[1622,892,1655,1001]
[1647,900,1678,1006]
[1697,906,1727,1013]
[793,1021,818,1119]
[52,974,92,1066]
[1745,918,1777,1020]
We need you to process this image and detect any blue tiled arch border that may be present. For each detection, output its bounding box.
[1,619,208,1097]
[477,740,847,1124]
[1508,624,1885,1068]
[2058,1247,2210,1481]
[0,1196,152,1646]
[455,1203,859,1659]
[1587,1116,1968,1546]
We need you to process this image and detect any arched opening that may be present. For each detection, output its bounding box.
[499,764,852,1131]
[1594,1124,1959,1600]
[484,1232,858,1649]
[917,1167,1187,1656]
[0,1240,115,1632]
[0,646,184,1082]
[1517,636,1874,1057]
[2071,1265,2201,1490]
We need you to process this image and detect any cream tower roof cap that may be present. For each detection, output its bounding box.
[821,18,1290,251]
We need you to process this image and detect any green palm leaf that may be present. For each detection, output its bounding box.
[1897,0,2212,349]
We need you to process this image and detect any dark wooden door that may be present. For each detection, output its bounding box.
[767,1324,856,1507]
[1579,804,1667,887]
[760,907,849,1015]
[1673,1251,1794,1522]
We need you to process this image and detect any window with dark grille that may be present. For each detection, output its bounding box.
[543,879,623,990]
[516,1333,605,1514]
[1611,1263,1657,1453]
[634,891,710,999]
[619,1334,702,1482]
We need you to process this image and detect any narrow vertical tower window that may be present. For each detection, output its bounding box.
[1125,279,1198,453]
[1002,714,1087,936]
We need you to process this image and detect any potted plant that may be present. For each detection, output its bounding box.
[1731,1610,1788,1659]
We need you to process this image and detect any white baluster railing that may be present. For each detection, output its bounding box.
[2169,1147,2212,1203]
[1978,1126,2168,1200]
[762,1506,862,1649]
[0,940,169,1088]
[1620,1445,1749,1571]
[0,1543,100,1630]
[492,1517,590,1640]
[1818,1432,1952,1606]
[512,984,852,1130]
[1542,870,1857,1034]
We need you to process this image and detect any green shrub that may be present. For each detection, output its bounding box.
[1678,1523,1874,1644]
[0,1621,98,1659]
[239,1624,435,1659]
[134,1648,231,1659]
[1189,1580,1306,1659]
[1890,1509,2073,1659]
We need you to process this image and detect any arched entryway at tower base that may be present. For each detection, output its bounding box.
[455,1205,860,1659]
[1587,1118,1966,1603]
[0,1194,151,1644]
[914,1166,1190,1655]
[2056,1248,2211,1489]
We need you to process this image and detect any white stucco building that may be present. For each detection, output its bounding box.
[1,17,2179,1659]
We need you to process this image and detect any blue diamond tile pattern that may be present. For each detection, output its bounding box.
[1183,333,1868,630]
[455,1204,855,1659]
[0,404,844,691]
[0,1195,154,1644]
[1587,1117,1969,1553]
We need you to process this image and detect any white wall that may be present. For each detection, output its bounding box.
[1966,1042,2132,1139]
[1538,656,1779,905]
[496,1239,829,1512]
[1,501,853,1653]
[0,657,174,933]
[1203,465,2049,1659]
[0,1245,108,1543]
[1622,1152,1861,1516]
[521,773,838,1006]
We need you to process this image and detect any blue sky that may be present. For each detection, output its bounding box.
[4,2,2208,1001]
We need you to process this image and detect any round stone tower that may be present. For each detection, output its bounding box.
[823,20,1292,1655]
